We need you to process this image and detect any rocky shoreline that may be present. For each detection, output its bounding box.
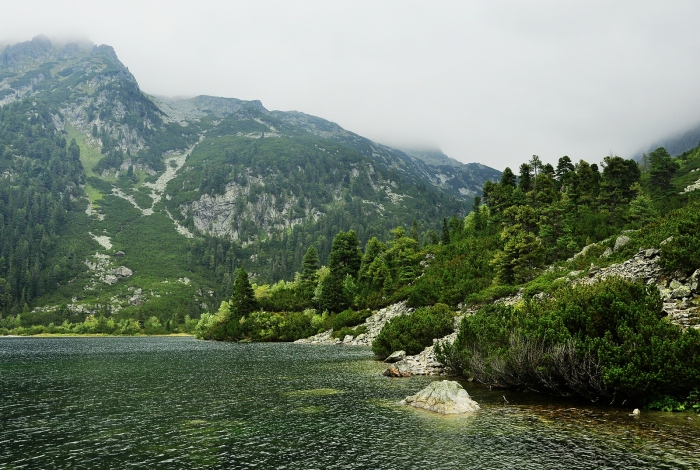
[294,236,700,379]
[295,301,414,346]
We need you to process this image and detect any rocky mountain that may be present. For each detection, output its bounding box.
[0,36,499,322]
[635,121,700,160]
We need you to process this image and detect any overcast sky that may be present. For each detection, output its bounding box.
[2,0,700,170]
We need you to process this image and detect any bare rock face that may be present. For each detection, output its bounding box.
[384,350,406,363]
[401,380,480,414]
[294,301,412,345]
[112,266,133,278]
[614,235,631,252]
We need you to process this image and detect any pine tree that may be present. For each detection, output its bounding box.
[441,218,450,244]
[518,163,533,192]
[319,231,362,312]
[300,246,320,283]
[500,167,517,188]
[648,147,679,198]
[230,267,257,317]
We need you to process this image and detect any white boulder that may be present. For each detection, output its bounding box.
[401,380,480,414]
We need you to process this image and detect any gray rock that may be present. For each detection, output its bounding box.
[401,380,480,414]
[342,334,354,343]
[691,270,700,293]
[297,301,413,346]
[384,364,412,377]
[567,243,598,262]
[112,266,133,277]
[672,285,692,299]
[659,288,673,301]
[602,247,613,258]
[384,350,406,363]
[614,235,631,251]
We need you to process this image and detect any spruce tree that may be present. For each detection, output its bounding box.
[518,163,533,192]
[230,267,257,317]
[500,167,517,188]
[319,231,361,312]
[648,147,679,198]
[441,218,450,244]
[301,246,320,283]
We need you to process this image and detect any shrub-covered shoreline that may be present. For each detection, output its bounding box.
[435,277,700,410]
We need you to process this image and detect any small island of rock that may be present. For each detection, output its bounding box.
[401,380,480,414]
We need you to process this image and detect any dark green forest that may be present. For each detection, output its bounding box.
[0,101,89,314]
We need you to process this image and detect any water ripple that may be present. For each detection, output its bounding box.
[1,337,698,469]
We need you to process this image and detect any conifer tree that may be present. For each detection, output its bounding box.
[300,246,320,284]
[500,167,517,188]
[441,218,450,244]
[518,163,533,192]
[648,147,679,198]
[318,231,362,312]
[230,267,257,317]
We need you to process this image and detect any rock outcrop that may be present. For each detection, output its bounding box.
[384,350,406,363]
[295,301,412,345]
[492,246,699,330]
[383,317,461,377]
[401,380,480,414]
[576,248,700,329]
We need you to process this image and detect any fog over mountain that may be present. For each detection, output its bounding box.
[3,1,700,170]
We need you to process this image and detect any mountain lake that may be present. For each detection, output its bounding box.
[1,336,699,469]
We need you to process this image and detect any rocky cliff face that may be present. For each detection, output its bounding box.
[186,178,320,242]
[1,36,163,159]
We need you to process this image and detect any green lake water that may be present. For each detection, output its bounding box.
[1,336,699,469]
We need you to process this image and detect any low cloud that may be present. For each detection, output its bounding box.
[3,1,700,170]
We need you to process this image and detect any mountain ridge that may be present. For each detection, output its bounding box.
[0,35,500,321]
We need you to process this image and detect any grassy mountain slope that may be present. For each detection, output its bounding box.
[0,36,500,327]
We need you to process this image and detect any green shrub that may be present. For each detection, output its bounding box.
[331,325,367,340]
[372,303,453,359]
[331,309,371,331]
[660,231,700,275]
[464,284,519,306]
[436,278,700,406]
[198,304,315,342]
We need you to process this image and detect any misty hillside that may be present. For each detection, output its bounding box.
[0,35,499,323]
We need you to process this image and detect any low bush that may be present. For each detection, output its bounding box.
[331,309,371,331]
[331,325,367,340]
[197,305,315,342]
[464,284,519,306]
[372,303,453,359]
[436,277,700,406]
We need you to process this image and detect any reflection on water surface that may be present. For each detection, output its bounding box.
[1,336,698,469]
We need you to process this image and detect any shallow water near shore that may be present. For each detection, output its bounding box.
[1,336,699,469]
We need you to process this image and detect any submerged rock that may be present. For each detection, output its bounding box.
[383,363,412,377]
[384,350,406,363]
[401,380,480,414]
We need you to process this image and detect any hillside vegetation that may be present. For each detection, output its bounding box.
[0,36,498,330]
[195,146,700,408]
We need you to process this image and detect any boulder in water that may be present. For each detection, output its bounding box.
[401,380,480,414]
[383,363,412,377]
[384,350,406,363]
